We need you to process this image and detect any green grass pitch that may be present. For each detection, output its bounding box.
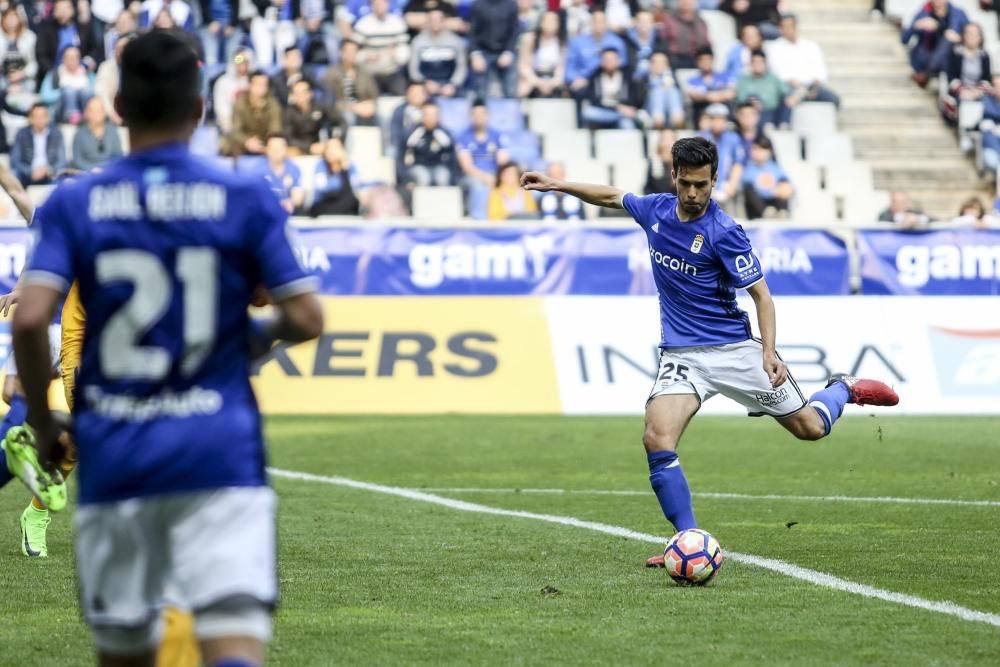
[1,415,999,665]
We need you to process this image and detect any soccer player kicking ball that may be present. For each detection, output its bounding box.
[521,137,898,567]
[11,29,323,667]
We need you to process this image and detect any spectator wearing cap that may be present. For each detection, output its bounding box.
[565,10,627,99]
[469,0,520,99]
[409,7,467,97]
[644,52,685,130]
[698,104,744,204]
[686,46,736,128]
[517,9,565,98]
[324,39,379,126]
[457,100,510,219]
[224,69,283,156]
[538,162,583,220]
[260,133,305,213]
[138,0,195,32]
[271,46,317,108]
[284,77,347,156]
[402,101,456,186]
[659,0,711,70]
[942,22,992,125]
[742,136,792,219]
[736,50,796,128]
[903,0,968,87]
[198,0,242,67]
[214,48,253,135]
[625,10,660,82]
[581,47,645,129]
[10,103,66,186]
[645,129,677,195]
[71,96,122,170]
[35,0,102,84]
[879,191,929,228]
[767,14,840,107]
[488,163,537,220]
[724,23,762,81]
[354,0,411,95]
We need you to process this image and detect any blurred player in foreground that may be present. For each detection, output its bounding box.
[521,137,898,567]
[10,29,323,667]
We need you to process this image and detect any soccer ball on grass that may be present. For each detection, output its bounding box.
[663,528,724,585]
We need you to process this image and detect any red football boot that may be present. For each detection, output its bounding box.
[827,374,899,407]
[645,554,666,568]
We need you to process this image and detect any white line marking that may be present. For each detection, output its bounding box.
[269,468,1000,629]
[415,488,1000,508]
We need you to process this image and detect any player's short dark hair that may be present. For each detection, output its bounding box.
[284,45,301,55]
[28,102,48,116]
[736,100,757,113]
[753,136,773,152]
[119,30,200,132]
[600,46,620,56]
[672,137,719,179]
[249,69,270,82]
[696,45,714,58]
[267,132,287,142]
[750,49,766,59]
[471,98,487,109]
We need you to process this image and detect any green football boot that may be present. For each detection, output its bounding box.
[19,504,50,557]
[2,425,67,512]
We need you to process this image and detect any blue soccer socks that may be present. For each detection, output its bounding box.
[808,381,851,436]
[648,450,697,532]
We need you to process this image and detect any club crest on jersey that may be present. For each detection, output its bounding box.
[690,234,704,253]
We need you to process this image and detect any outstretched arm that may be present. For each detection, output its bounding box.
[520,171,625,209]
[746,278,787,389]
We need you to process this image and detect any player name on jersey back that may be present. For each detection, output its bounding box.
[88,181,227,221]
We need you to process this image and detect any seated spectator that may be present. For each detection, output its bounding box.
[300,4,339,66]
[102,10,137,62]
[39,46,94,125]
[954,196,996,228]
[737,50,795,128]
[768,14,840,107]
[660,0,711,70]
[644,52,685,130]
[581,48,644,129]
[35,0,102,83]
[95,31,132,126]
[248,0,301,67]
[725,24,763,82]
[879,191,930,228]
[214,48,253,135]
[538,162,583,220]
[224,70,283,156]
[10,103,66,186]
[1,7,38,98]
[457,100,510,219]
[354,0,411,95]
[403,102,455,186]
[687,46,736,126]
[593,0,639,33]
[942,22,991,125]
[565,10,627,99]
[138,0,195,31]
[284,77,347,157]
[259,134,305,213]
[488,162,537,220]
[903,0,968,87]
[698,103,744,204]
[645,129,677,195]
[198,0,242,67]
[71,97,123,171]
[734,101,761,157]
[720,0,780,35]
[271,46,317,108]
[469,0,519,99]
[742,136,792,219]
[517,10,565,98]
[409,8,467,97]
[403,0,464,37]
[625,10,659,81]
[391,81,428,158]
[310,137,362,216]
[324,39,379,126]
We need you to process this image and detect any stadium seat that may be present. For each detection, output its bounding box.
[806,133,855,167]
[594,129,644,162]
[766,129,802,165]
[526,98,577,134]
[611,160,648,196]
[2,111,26,148]
[842,190,890,224]
[486,98,524,133]
[791,102,838,138]
[702,10,738,59]
[505,130,541,167]
[825,163,874,198]
[782,161,821,192]
[60,124,77,161]
[236,155,268,173]
[793,188,837,222]
[437,97,472,137]
[564,159,609,218]
[190,126,220,156]
[958,100,984,131]
[543,129,592,163]
[412,186,464,221]
[347,125,384,160]
[374,155,396,185]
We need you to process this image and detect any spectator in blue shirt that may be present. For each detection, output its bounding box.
[565,10,627,98]
[260,133,305,213]
[742,135,792,219]
[457,100,510,219]
[198,0,242,67]
[686,46,736,127]
[902,0,968,87]
[10,103,66,186]
[625,10,659,81]
[698,103,744,205]
[723,23,762,81]
[644,51,685,130]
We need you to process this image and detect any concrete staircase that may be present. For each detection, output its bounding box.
[786,0,992,220]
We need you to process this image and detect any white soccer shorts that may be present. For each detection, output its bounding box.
[648,338,808,418]
[75,486,278,652]
[3,323,62,375]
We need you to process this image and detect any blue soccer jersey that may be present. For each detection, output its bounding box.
[622,192,764,349]
[25,142,317,505]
